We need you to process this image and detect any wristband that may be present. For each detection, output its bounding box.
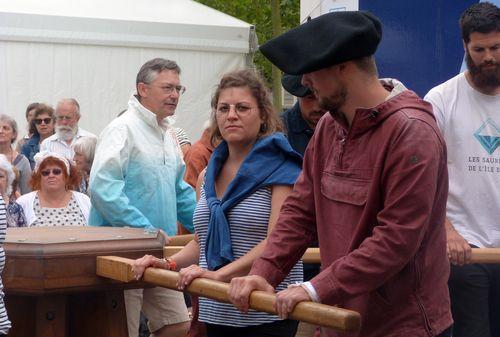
[162,258,177,271]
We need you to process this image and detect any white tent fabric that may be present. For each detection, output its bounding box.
[0,0,256,143]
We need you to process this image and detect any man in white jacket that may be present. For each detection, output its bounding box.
[90,58,196,337]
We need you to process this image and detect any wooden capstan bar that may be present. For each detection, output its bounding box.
[96,256,362,332]
[164,244,500,264]
[4,226,166,337]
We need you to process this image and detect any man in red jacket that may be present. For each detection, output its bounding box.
[228,11,453,337]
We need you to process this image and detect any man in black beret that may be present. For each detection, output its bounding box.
[281,74,327,155]
[229,11,453,337]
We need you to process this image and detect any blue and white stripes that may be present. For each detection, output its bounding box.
[194,186,303,327]
[0,197,11,334]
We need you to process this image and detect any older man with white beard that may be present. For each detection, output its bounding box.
[40,98,96,159]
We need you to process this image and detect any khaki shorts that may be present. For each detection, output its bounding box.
[124,287,189,337]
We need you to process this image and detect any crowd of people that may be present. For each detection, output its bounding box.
[0,2,498,337]
[0,97,97,231]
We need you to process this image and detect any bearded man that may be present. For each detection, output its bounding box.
[229,11,452,337]
[40,98,96,159]
[424,3,500,337]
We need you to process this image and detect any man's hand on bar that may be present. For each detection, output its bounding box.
[275,285,312,319]
[228,275,275,313]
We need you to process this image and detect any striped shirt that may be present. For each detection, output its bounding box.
[40,127,96,159]
[174,127,191,147]
[0,197,11,334]
[195,186,303,327]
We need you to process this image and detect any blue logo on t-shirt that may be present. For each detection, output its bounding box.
[474,118,500,155]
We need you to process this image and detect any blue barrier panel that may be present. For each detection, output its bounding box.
[360,0,477,96]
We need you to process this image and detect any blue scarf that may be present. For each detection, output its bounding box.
[204,133,302,271]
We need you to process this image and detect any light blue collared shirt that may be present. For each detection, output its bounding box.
[89,95,195,235]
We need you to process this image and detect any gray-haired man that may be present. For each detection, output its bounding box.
[90,58,195,337]
[40,98,96,159]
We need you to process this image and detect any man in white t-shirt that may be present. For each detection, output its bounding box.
[424,3,500,337]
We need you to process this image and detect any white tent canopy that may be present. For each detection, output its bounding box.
[0,0,256,142]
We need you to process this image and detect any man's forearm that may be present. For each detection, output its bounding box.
[445,217,457,232]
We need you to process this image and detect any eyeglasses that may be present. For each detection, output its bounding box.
[216,103,254,116]
[56,116,74,121]
[40,168,63,177]
[152,84,186,95]
[35,118,52,125]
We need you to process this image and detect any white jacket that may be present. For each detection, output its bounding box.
[88,95,196,235]
[17,191,91,226]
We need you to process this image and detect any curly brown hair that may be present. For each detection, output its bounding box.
[30,157,80,191]
[209,69,282,147]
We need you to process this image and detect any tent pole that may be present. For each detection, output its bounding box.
[271,0,283,113]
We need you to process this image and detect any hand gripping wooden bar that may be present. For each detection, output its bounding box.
[164,246,500,264]
[96,256,361,332]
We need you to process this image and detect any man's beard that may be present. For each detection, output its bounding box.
[56,125,77,141]
[318,84,348,120]
[466,51,500,90]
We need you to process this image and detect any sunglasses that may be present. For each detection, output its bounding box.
[35,118,52,125]
[40,168,63,177]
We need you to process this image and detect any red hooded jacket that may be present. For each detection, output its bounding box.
[251,85,452,337]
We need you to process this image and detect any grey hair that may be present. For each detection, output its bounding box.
[72,136,97,167]
[56,98,81,117]
[0,154,15,196]
[0,114,18,144]
[136,58,181,89]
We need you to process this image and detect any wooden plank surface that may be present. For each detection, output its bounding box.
[6,226,161,245]
[4,227,164,295]
[96,256,361,332]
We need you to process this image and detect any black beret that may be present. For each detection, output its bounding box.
[260,11,382,75]
[281,74,312,97]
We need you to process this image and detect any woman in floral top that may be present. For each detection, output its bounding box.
[17,151,90,226]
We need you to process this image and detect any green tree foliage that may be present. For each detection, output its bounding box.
[194,0,299,85]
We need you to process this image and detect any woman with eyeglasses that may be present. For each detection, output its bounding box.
[21,104,55,169]
[133,70,303,337]
[17,151,90,226]
[0,115,32,195]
